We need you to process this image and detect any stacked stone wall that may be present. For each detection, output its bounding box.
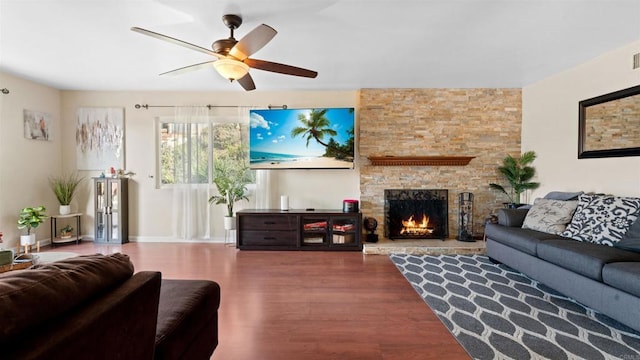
[358,88,522,239]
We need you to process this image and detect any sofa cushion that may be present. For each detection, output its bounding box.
[522,198,578,235]
[155,279,221,360]
[544,191,584,201]
[561,194,640,246]
[602,262,640,298]
[0,253,134,344]
[485,223,565,256]
[537,240,640,281]
[613,218,640,253]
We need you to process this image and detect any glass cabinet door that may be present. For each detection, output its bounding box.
[331,217,358,246]
[301,217,328,246]
[110,180,120,241]
[94,177,128,244]
[94,180,106,242]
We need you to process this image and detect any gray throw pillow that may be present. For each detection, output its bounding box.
[614,218,640,253]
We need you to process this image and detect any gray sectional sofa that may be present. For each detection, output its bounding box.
[485,193,640,332]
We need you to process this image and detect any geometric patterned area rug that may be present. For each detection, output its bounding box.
[390,254,640,360]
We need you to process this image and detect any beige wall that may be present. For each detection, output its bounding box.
[61,90,359,241]
[522,40,640,198]
[0,72,62,250]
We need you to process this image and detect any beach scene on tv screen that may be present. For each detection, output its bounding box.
[249,108,355,169]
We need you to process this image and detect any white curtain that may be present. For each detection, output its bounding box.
[255,170,271,209]
[171,106,213,241]
[170,106,263,240]
[209,106,269,211]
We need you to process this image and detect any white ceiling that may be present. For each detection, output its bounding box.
[1,0,639,92]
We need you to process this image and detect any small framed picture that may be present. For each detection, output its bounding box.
[24,109,52,141]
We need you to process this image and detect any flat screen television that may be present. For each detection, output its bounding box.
[249,107,355,170]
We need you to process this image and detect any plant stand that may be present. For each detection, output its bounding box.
[50,213,82,247]
[224,229,236,246]
[20,234,38,254]
[22,241,40,254]
[223,216,236,246]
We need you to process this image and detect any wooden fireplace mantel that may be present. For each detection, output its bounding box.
[367,156,475,166]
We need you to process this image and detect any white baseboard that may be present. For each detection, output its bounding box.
[81,236,228,244]
[130,236,226,243]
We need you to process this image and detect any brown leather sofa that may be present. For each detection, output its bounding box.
[0,253,220,360]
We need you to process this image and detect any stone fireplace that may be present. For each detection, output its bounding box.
[384,189,448,240]
[358,88,523,240]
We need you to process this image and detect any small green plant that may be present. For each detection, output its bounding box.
[61,225,73,236]
[208,158,252,217]
[17,206,47,235]
[49,172,84,205]
[489,151,540,205]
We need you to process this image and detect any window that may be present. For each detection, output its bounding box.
[212,122,250,168]
[156,110,251,188]
[159,121,211,185]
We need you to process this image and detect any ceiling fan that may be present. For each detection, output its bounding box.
[131,14,318,91]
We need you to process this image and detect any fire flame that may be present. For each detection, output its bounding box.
[400,214,435,235]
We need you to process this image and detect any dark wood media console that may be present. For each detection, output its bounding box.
[236,209,362,251]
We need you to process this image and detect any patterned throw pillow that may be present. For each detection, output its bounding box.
[522,198,578,235]
[561,194,640,246]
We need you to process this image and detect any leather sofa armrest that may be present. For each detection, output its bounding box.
[497,208,529,227]
[5,271,162,360]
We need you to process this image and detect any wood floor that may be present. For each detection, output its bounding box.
[42,242,470,359]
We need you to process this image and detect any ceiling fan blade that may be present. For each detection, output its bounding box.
[244,58,317,78]
[237,73,256,91]
[159,61,216,76]
[229,24,277,61]
[131,27,223,59]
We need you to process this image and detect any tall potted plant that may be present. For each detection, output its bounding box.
[208,158,252,230]
[49,172,84,215]
[17,206,47,251]
[489,151,540,207]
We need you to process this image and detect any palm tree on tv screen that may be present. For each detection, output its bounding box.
[291,109,337,148]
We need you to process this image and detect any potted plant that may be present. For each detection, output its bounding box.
[17,206,47,251]
[489,151,540,208]
[49,172,84,215]
[60,225,73,239]
[208,158,252,230]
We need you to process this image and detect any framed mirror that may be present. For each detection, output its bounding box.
[578,84,640,159]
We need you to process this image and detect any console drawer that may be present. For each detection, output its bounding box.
[240,230,297,246]
[239,215,297,231]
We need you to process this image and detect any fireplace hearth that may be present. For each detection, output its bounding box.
[384,189,448,240]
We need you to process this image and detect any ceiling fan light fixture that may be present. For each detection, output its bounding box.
[213,58,249,81]
[132,15,316,91]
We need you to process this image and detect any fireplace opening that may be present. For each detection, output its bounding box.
[384,189,448,240]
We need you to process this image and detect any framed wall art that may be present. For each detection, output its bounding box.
[24,109,52,141]
[76,107,125,170]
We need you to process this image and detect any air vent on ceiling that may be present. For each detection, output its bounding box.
[634,53,640,69]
